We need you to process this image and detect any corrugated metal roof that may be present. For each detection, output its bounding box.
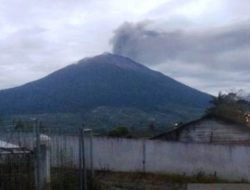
[0,140,32,154]
[0,140,19,148]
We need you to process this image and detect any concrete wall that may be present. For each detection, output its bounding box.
[145,140,250,181]
[47,136,250,181]
[90,138,250,181]
[92,138,144,171]
[1,133,250,181]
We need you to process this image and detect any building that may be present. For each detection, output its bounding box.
[151,116,250,144]
[0,140,31,155]
[244,113,250,124]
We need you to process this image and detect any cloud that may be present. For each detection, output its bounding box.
[0,0,169,89]
[111,20,250,94]
[0,0,114,89]
[1,0,250,94]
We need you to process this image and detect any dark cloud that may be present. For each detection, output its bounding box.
[111,21,250,69]
[111,21,250,94]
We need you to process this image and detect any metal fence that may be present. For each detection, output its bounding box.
[0,122,35,190]
[0,148,34,190]
[0,121,93,190]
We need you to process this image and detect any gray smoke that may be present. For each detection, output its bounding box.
[111,21,250,71]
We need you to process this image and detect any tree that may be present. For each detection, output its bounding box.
[108,126,130,138]
[206,92,249,124]
[14,120,33,132]
[0,115,3,126]
[148,122,156,132]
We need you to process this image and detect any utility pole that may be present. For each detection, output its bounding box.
[34,119,41,190]
[83,128,94,179]
[79,126,94,190]
[89,129,94,179]
[34,120,51,190]
[79,127,87,190]
[142,140,146,173]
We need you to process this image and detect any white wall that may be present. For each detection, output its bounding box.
[92,138,144,171]
[2,133,250,181]
[89,138,250,181]
[145,140,250,181]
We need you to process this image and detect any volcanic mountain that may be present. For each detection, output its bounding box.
[0,53,211,130]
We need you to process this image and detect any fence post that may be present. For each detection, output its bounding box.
[142,140,146,173]
[34,119,41,190]
[79,127,87,190]
[90,129,94,179]
[79,128,83,190]
[34,121,51,190]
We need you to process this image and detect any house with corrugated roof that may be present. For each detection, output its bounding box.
[0,140,31,155]
[151,115,250,145]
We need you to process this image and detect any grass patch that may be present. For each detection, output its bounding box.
[93,170,249,190]
[95,170,230,184]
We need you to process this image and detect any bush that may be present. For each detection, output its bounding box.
[108,126,130,138]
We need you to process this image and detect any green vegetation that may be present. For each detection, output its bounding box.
[3,107,197,136]
[206,92,249,124]
[14,120,33,132]
[0,115,3,126]
[0,155,34,190]
[108,126,130,138]
[51,168,79,190]
[92,171,244,190]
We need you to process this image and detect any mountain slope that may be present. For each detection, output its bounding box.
[0,53,212,129]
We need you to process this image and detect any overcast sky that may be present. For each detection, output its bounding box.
[0,0,249,95]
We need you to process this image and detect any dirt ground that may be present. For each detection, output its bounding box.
[93,171,241,190]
